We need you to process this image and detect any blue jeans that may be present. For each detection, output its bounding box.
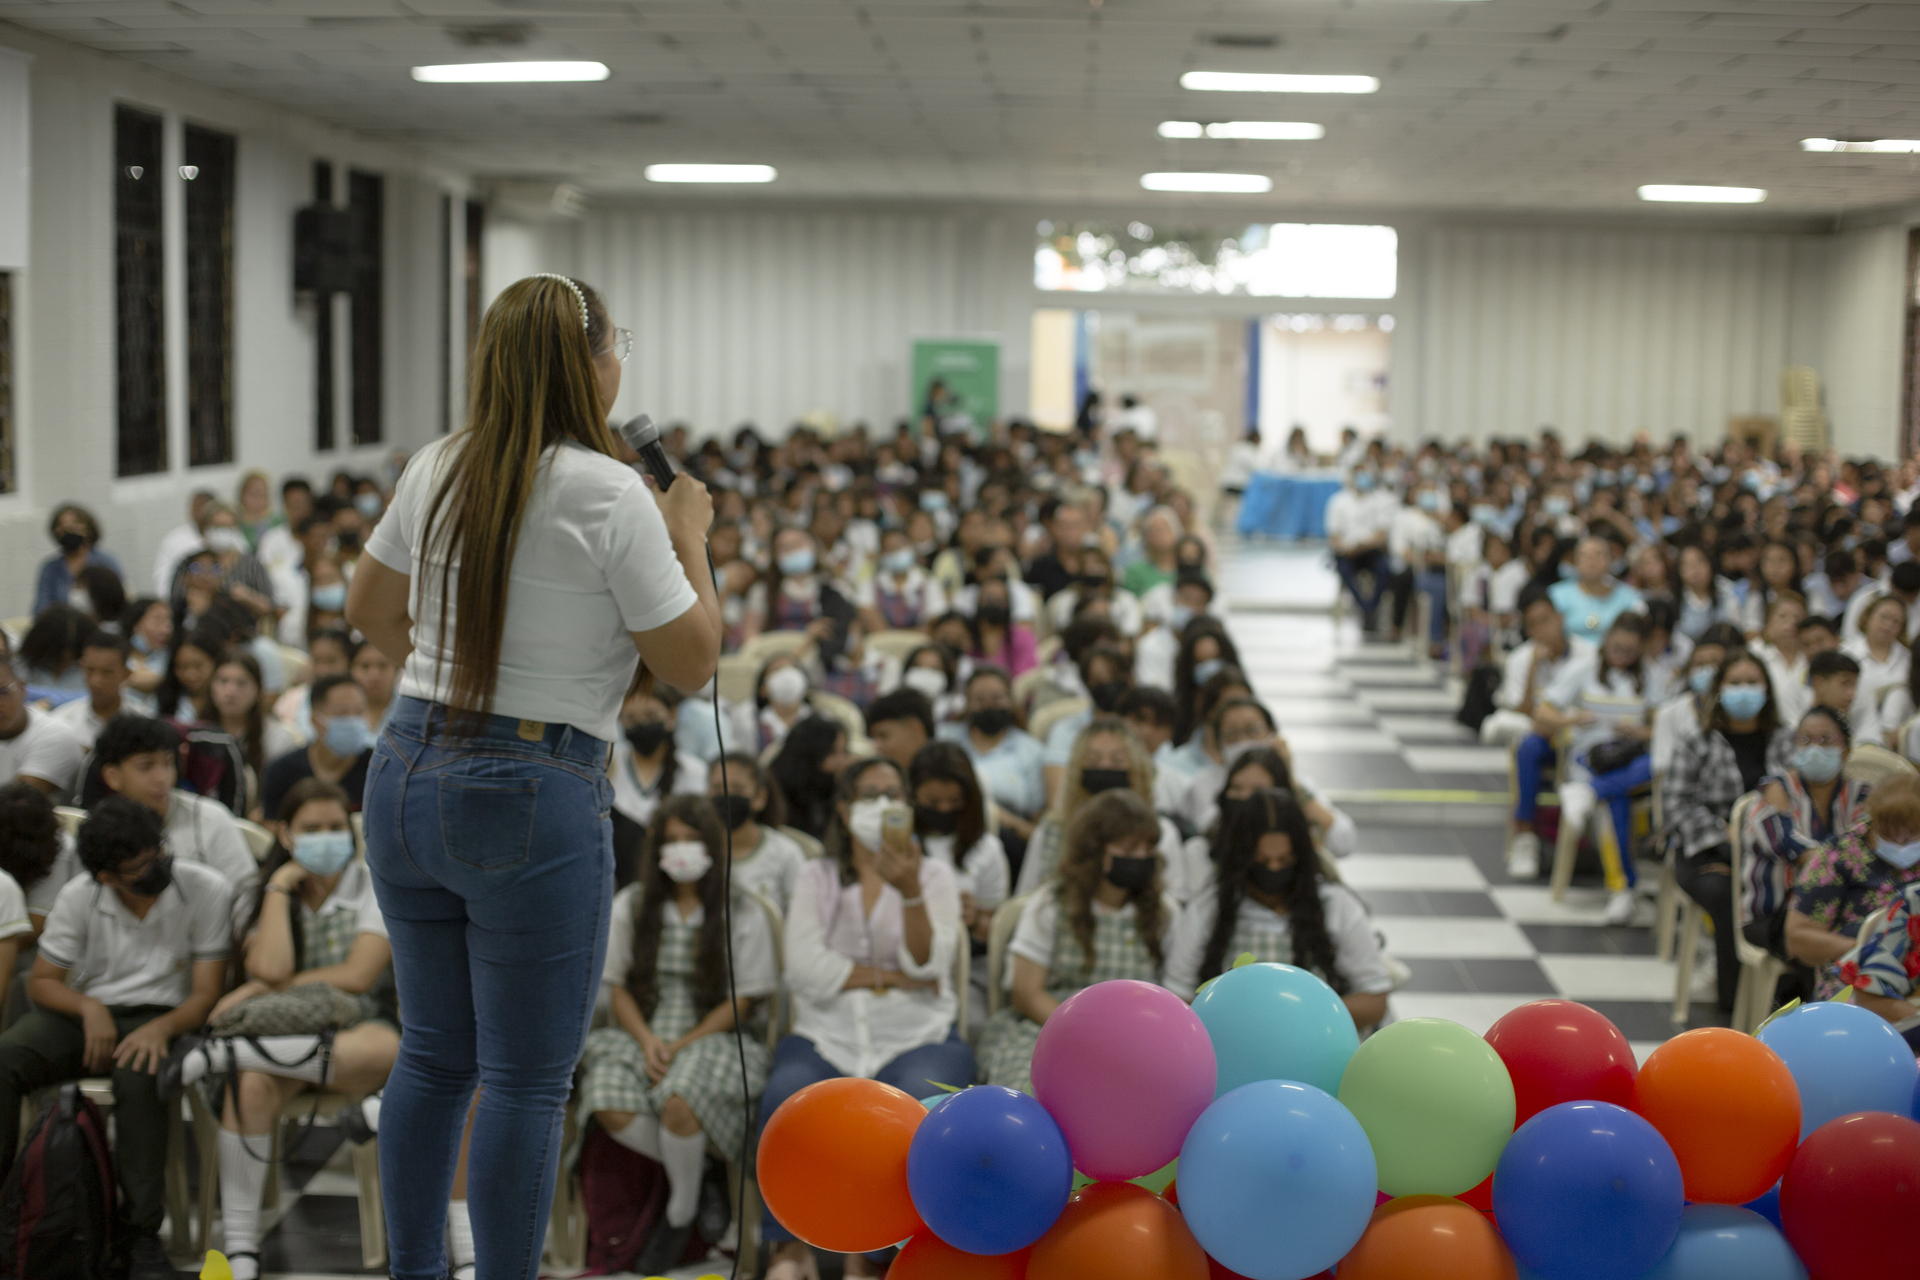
[1335,549,1385,623]
[1586,752,1652,891]
[756,1032,977,1247]
[363,696,615,1280]
[1512,733,1556,822]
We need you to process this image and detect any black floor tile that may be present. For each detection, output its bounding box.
[1458,958,1558,994]
[1422,773,1512,792]
[261,1193,381,1275]
[1358,889,1505,918]
[1394,957,1476,993]
[1521,924,1660,956]
[1582,1000,1730,1041]
[280,1127,348,1194]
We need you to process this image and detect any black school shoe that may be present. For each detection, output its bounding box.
[127,1229,182,1279]
[631,1220,697,1277]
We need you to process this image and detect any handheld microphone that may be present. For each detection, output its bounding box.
[617,413,677,492]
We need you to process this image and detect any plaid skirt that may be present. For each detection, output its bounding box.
[579,1024,771,1161]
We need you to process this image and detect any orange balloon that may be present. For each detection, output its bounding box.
[756,1077,926,1252]
[1337,1196,1518,1280]
[892,1234,1032,1280]
[1633,1028,1801,1204]
[1027,1182,1207,1280]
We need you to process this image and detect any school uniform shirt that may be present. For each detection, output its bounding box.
[0,869,32,948]
[0,708,88,804]
[1488,560,1531,617]
[1162,883,1393,1002]
[1134,625,1178,692]
[1046,588,1143,638]
[1650,695,1703,776]
[609,744,708,830]
[1324,490,1392,554]
[1386,507,1445,574]
[728,826,811,916]
[1543,657,1669,768]
[1172,763,1355,858]
[24,833,84,922]
[1003,891,1179,989]
[599,883,778,1000]
[1841,637,1911,709]
[1547,579,1647,647]
[784,856,962,1079]
[921,833,1010,913]
[1495,637,1596,713]
[232,857,388,969]
[164,790,259,886]
[855,569,947,631]
[38,859,233,1008]
[937,723,1049,819]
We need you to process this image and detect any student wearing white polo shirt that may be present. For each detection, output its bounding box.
[0,798,231,1280]
[0,653,87,802]
[0,781,85,939]
[50,631,155,751]
[93,714,256,886]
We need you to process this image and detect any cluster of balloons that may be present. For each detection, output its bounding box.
[755,968,1920,1280]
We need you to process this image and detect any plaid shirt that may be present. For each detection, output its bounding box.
[1836,880,1920,1002]
[1660,725,1795,859]
[1745,773,1872,923]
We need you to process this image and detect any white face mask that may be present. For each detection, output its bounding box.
[765,665,809,708]
[903,666,948,699]
[657,840,712,884]
[849,797,890,851]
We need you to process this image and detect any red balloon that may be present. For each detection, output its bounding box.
[1484,1000,1637,1125]
[1456,1172,1493,1211]
[1781,1111,1920,1279]
[892,1234,1032,1280]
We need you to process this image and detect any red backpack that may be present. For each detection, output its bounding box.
[0,1084,123,1279]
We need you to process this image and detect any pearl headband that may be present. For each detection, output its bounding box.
[530,272,588,331]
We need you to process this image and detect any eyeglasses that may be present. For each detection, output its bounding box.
[596,326,633,363]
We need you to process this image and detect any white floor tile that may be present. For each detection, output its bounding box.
[1282,727,1402,753]
[1237,674,1350,697]
[1386,994,1540,1034]
[1488,885,1613,925]
[1374,916,1539,958]
[1375,715,1476,743]
[1339,853,1488,890]
[1629,1041,1666,1066]
[1357,689,1461,712]
[1401,746,1512,773]
[1538,955,1707,1002]
[1262,699,1377,725]
[1343,667,1443,687]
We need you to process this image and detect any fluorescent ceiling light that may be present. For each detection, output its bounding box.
[645,163,777,184]
[1637,184,1766,204]
[1158,121,1205,138]
[1802,137,1920,153]
[411,61,608,83]
[1141,171,1273,193]
[1181,72,1379,94]
[1159,120,1325,140]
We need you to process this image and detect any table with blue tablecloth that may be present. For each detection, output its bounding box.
[1235,472,1345,540]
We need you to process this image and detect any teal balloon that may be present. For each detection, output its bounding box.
[1190,962,1358,1097]
[921,1093,953,1111]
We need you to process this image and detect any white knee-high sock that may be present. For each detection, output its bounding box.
[217,1129,272,1277]
[210,1036,333,1084]
[609,1113,661,1160]
[659,1128,706,1229]
[446,1198,475,1268]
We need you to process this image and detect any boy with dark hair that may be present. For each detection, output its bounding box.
[865,688,935,773]
[260,673,373,818]
[0,652,87,803]
[51,629,152,747]
[94,714,254,884]
[0,797,231,1278]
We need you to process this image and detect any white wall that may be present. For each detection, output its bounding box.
[0,21,466,612]
[1821,224,1909,459]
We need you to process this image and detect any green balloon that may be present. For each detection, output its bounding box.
[1337,1017,1515,1198]
[1070,1159,1178,1195]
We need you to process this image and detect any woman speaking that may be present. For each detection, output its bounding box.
[346,274,721,1280]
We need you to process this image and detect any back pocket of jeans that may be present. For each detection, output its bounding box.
[438,769,541,871]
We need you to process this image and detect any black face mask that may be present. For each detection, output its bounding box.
[1248,862,1297,898]
[1078,574,1110,591]
[1088,681,1128,713]
[126,855,174,899]
[970,707,1015,736]
[715,794,755,830]
[624,722,671,756]
[916,805,963,835]
[978,603,1012,627]
[56,531,87,555]
[1217,795,1257,830]
[336,531,362,551]
[1081,767,1131,796]
[1105,855,1156,892]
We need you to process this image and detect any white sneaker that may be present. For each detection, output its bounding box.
[1506,831,1540,880]
[1605,888,1637,927]
[1559,781,1598,831]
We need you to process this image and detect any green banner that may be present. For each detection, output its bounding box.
[912,338,999,429]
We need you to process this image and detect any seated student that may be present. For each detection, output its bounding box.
[1651,623,1749,776]
[978,789,1174,1094]
[155,628,224,722]
[1202,747,1350,883]
[758,757,968,1280]
[768,717,851,841]
[897,644,966,725]
[941,667,1047,857]
[809,616,899,710]
[1134,572,1217,693]
[272,627,353,743]
[0,798,230,1280]
[856,527,947,632]
[866,688,935,774]
[94,714,256,885]
[210,651,300,821]
[163,779,397,1280]
[0,782,83,940]
[707,753,810,913]
[1046,546,1143,638]
[610,685,708,888]
[348,638,397,732]
[1164,789,1392,1029]
[51,631,155,749]
[1834,875,1920,1031]
[1042,643,1135,807]
[1788,772,1920,1002]
[1172,699,1355,858]
[0,651,87,803]
[1497,589,1596,879]
[122,596,174,698]
[261,674,374,821]
[579,796,778,1276]
[754,654,816,753]
[1013,715,1194,900]
[909,741,1010,949]
[1162,666,1254,783]
[965,576,1038,679]
[1117,686,1180,788]
[1170,620,1242,752]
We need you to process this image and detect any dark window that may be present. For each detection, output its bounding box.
[0,272,13,495]
[183,123,235,467]
[349,169,383,446]
[115,105,166,478]
[313,160,334,451]
[465,198,484,359]
[439,193,452,435]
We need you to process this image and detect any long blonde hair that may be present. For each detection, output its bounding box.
[1051,715,1156,823]
[421,275,620,727]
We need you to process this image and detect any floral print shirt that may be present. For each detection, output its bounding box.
[1790,820,1920,999]
[1836,880,1920,1003]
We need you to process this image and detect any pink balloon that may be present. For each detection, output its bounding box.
[1031,979,1217,1181]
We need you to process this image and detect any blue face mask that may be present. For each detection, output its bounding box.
[1170,604,1196,630]
[1544,496,1572,517]
[354,492,383,519]
[310,583,347,612]
[777,548,816,576]
[1689,666,1716,696]
[1353,473,1376,493]
[1470,504,1497,526]
[1877,837,1920,870]
[1791,744,1844,785]
[323,714,373,758]
[1719,684,1768,721]
[880,548,915,574]
[292,830,356,877]
[130,634,154,656]
[1192,658,1224,686]
[919,490,949,512]
[1416,490,1441,513]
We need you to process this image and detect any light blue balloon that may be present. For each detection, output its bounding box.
[1639,1205,1808,1280]
[1177,1079,1376,1280]
[1756,1000,1919,1139]
[1190,962,1358,1097]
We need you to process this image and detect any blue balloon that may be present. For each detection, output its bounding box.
[1177,1079,1376,1280]
[1756,1000,1918,1139]
[1190,962,1358,1096]
[1492,1101,1683,1280]
[1638,1205,1807,1280]
[1742,1182,1783,1231]
[906,1085,1072,1256]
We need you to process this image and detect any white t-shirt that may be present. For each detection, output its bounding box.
[1162,882,1392,1001]
[728,825,811,915]
[38,859,234,1007]
[363,435,700,742]
[608,745,708,828]
[0,868,32,945]
[166,790,260,887]
[0,709,87,804]
[25,833,84,920]
[50,692,157,749]
[921,832,1010,911]
[599,882,779,999]
[1005,888,1179,988]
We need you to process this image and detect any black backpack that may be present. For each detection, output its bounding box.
[1454,661,1503,734]
[0,1084,123,1279]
